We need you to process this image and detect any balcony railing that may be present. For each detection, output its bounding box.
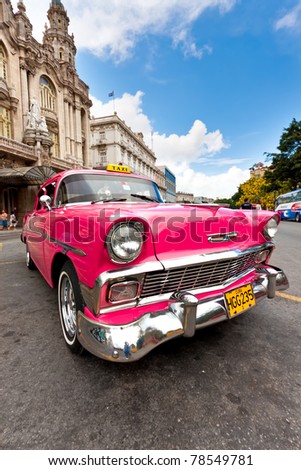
[0,136,37,162]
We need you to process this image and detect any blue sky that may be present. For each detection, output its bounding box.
[12,0,301,198]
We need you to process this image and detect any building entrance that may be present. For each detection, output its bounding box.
[2,187,17,216]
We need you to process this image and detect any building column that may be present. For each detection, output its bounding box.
[74,105,82,162]
[83,112,90,167]
[20,66,29,126]
[69,103,75,157]
[64,99,71,155]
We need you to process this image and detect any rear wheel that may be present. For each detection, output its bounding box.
[58,260,84,354]
[26,243,36,270]
[295,212,300,222]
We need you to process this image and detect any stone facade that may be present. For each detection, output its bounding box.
[194,196,214,204]
[176,191,194,203]
[0,0,91,220]
[249,162,269,178]
[90,113,166,196]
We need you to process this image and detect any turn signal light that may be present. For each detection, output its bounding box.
[108,281,139,303]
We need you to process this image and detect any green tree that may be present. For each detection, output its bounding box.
[231,187,243,208]
[237,177,274,209]
[214,197,233,207]
[265,118,301,192]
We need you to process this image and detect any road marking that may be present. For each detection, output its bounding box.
[276,292,301,303]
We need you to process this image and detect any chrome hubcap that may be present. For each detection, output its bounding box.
[60,274,77,339]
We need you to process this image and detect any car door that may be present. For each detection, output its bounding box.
[27,182,56,276]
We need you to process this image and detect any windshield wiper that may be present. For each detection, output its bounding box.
[130,193,157,202]
[91,198,127,204]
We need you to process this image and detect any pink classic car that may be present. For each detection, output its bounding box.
[22,165,289,362]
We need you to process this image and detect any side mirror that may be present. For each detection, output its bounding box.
[40,194,52,210]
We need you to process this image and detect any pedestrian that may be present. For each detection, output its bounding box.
[255,200,262,210]
[8,212,18,230]
[0,209,8,230]
[240,198,253,210]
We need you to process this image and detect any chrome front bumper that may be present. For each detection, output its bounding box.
[77,266,289,362]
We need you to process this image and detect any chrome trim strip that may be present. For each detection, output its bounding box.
[49,237,86,257]
[97,260,164,287]
[27,225,86,257]
[160,243,274,270]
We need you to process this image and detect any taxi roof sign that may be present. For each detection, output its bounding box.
[106,164,131,174]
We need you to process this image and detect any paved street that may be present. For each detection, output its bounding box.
[0,223,300,450]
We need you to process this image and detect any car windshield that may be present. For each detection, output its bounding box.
[55,173,163,206]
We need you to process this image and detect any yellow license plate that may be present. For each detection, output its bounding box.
[225,284,256,318]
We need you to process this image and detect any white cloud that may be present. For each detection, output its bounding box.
[211,158,247,166]
[174,165,250,199]
[275,1,301,31]
[12,0,237,61]
[91,92,249,198]
[152,120,228,171]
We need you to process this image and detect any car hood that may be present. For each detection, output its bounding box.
[57,202,276,264]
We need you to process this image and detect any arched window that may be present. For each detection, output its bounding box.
[59,47,64,61]
[0,106,11,138]
[39,76,56,112]
[0,44,7,80]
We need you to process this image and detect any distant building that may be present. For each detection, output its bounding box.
[90,113,166,196]
[157,166,176,202]
[194,196,215,204]
[250,162,269,178]
[176,191,194,203]
[0,0,91,218]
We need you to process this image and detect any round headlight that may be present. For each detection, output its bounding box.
[107,222,143,263]
[263,216,278,240]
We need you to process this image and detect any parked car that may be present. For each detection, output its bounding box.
[21,164,289,362]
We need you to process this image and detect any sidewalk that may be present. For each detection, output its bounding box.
[0,227,22,240]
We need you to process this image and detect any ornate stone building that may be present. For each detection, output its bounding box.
[249,162,269,178]
[90,113,166,197]
[0,0,91,219]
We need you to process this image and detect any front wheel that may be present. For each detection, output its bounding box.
[58,260,84,354]
[295,212,300,222]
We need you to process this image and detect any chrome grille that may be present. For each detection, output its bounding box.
[140,251,260,298]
